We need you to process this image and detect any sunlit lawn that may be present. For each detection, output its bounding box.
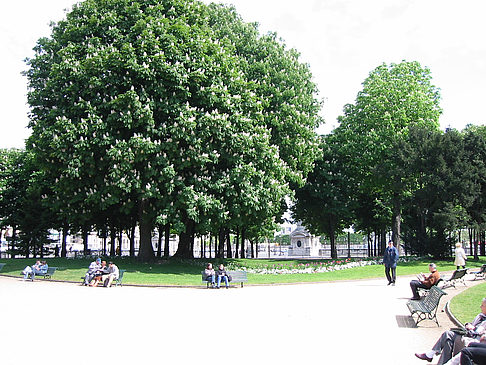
[1,256,484,286]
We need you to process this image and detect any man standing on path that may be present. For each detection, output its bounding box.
[384,240,399,285]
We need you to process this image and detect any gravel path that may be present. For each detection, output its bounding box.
[0,273,481,365]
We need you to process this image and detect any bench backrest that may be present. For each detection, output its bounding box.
[422,286,446,311]
[0,263,5,272]
[450,269,467,280]
[46,267,57,275]
[118,269,125,280]
[228,270,248,281]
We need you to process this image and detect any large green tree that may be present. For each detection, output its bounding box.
[25,0,321,259]
[335,61,442,251]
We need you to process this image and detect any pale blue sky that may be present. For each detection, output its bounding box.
[1,0,485,148]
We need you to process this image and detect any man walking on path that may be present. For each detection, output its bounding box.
[384,240,399,285]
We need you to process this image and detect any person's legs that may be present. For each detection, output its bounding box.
[223,276,229,288]
[106,274,115,287]
[410,280,426,299]
[436,332,458,365]
[385,266,392,284]
[391,267,396,283]
[460,343,486,365]
[217,275,222,288]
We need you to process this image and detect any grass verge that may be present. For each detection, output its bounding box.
[0,256,484,286]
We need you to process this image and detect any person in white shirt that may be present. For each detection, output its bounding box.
[102,262,119,287]
[454,242,467,270]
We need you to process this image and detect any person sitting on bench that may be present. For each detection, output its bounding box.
[409,263,440,300]
[83,258,101,286]
[415,298,486,364]
[102,262,119,287]
[89,260,109,287]
[203,263,216,288]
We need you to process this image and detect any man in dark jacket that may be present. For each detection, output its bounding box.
[383,240,399,285]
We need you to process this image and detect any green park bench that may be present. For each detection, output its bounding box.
[114,269,125,287]
[472,265,486,280]
[0,263,5,272]
[22,267,57,280]
[202,270,248,288]
[80,269,125,287]
[441,269,468,289]
[407,285,447,327]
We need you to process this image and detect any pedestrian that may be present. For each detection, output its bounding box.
[454,242,467,270]
[383,240,399,285]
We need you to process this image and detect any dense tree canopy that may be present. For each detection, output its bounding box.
[24,0,321,259]
[335,61,442,250]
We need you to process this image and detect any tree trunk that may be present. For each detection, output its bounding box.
[235,229,239,259]
[480,231,485,257]
[157,225,163,258]
[240,228,246,258]
[61,226,68,258]
[226,231,232,258]
[173,218,195,259]
[392,193,403,255]
[110,227,116,257]
[218,228,225,258]
[209,235,213,259]
[347,230,351,258]
[164,224,170,258]
[329,230,337,259]
[82,227,89,255]
[138,199,155,261]
[128,221,136,257]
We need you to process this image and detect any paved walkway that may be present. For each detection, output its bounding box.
[0,273,482,365]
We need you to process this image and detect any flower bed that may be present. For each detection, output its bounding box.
[227,256,420,275]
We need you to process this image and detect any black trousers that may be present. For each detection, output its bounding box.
[410,280,428,299]
[385,266,396,283]
[461,342,486,365]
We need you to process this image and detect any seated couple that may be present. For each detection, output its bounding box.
[83,258,119,287]
[22,260,48,280]
[203,263,231,289]
[415,298,486,364]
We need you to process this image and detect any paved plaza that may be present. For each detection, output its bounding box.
[0,274,480,365]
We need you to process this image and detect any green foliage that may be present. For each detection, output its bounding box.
[0,149,55,257]
[24,0,321,259]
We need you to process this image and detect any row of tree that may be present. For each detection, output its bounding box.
[1,0,321,259]
[1,1,484,260]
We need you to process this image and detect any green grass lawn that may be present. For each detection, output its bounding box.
[2,256,484,322]
[449,281,486,324]
[1,256,484,286]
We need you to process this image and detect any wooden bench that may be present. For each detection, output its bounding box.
[201,270,248,288]
[407,285,447,326]
[23,267,57,280]
[472,265,486,280]
[441,269,468,289]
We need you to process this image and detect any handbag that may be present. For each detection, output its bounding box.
[450,328,480,338]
